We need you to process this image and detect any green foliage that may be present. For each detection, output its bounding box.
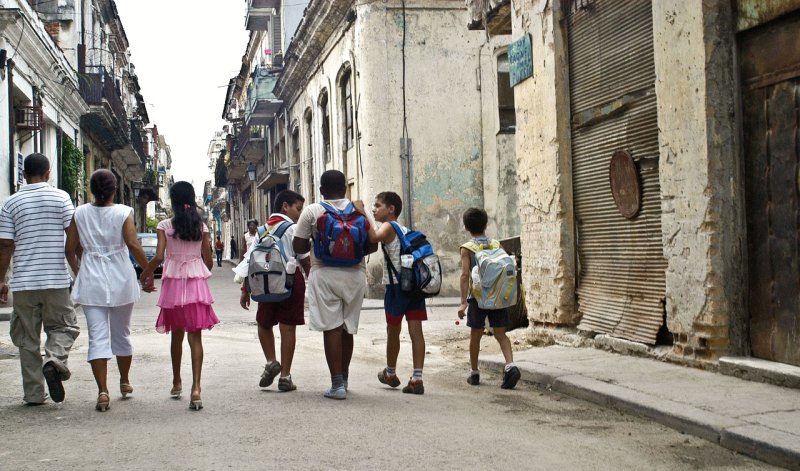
[146,217,158,232]
[144,168,157,188]
[61,136,84,199]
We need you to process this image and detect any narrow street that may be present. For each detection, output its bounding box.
[0,265,771,470]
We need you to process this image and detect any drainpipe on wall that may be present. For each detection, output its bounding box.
[7,59,15,194]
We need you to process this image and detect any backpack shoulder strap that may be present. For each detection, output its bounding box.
[256,224,268,241]
[387,221,407,249]
[272,221,293,239]
[319,201,336,214]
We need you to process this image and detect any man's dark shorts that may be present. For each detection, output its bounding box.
[256,271,306,328]
[466,298,509,329]
[384,284,427,326]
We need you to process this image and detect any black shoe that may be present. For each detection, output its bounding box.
[501,366,521,389]
[42,363,65,403]
[259,361,281,388]
[467,372,480,386]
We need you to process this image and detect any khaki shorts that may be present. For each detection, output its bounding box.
[307,267,366,334]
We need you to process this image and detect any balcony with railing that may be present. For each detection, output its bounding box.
[245,71,282,127]
[79,66,129,150]
[466,0,512,34]
[236,125,266,163]
[246,0,279,30]
[129,121,147,164]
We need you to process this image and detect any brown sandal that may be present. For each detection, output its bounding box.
[120,382,133,398]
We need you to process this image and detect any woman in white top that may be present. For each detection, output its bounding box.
[66,169,149,412]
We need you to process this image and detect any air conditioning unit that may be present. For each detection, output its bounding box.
[255,66,270,78]
[15,106,43,131]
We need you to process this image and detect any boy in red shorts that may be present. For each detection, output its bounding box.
[356,192,427,394]
[240,190,309,391]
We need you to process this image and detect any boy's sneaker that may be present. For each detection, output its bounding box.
[501,366,521,389]
[323,386,347,400]
[402,378,424,395]
[278,376,296,392]
[378,368,401,388]
[467,372,480,386]
[259,361,281,388]
[42,363,65,403]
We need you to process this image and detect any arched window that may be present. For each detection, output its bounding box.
[319,90,331,162]
[340,69,353,149]
[304,109,315,202]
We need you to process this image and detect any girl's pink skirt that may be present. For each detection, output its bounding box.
[155,277,218,333]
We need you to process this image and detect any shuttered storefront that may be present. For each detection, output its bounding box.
[567,0,667,343]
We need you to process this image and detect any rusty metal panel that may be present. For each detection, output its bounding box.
[567,0,667,344]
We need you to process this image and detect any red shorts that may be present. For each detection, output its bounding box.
[256,271,306,328]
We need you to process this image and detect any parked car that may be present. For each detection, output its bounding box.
[132,233,161,277]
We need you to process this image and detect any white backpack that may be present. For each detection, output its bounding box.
[463,240,518,310]
[247,221,295,303]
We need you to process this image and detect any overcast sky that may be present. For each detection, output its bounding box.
[114,1,249,195]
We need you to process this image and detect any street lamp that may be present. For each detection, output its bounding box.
[247,163,257,182]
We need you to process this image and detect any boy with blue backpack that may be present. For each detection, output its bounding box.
[355,191,440,395]
[239,190,309,392]
[457,208,521,389]
[292,170,377,400]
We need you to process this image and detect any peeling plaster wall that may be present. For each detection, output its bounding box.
[512,0,578,324]
[285,1,485,296]
[653,1,746,360]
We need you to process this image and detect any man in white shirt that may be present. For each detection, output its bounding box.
[293,170,377,400]
[0,153,79,405]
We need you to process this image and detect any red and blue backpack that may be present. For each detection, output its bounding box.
[313,201,369,267]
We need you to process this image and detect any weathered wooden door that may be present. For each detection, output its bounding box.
[741,12,800,366]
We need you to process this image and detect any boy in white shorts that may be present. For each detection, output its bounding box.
[293,170,377,400]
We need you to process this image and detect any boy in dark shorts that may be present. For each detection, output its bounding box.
[355,192,427,394]
[457,208,521,389]
[240,190,309,392]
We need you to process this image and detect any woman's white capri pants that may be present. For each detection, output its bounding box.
[83,304,135,361]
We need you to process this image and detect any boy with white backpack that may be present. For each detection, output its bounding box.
[239,190,309,392]
[457,208,521,389]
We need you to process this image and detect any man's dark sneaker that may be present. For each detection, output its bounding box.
[467,372,480,386]
[278,376,296,392]
[378,368,401,388]
[259,361,281,388]
[402,378,424,395]
[501,366,521,389]
[42,363,65,403]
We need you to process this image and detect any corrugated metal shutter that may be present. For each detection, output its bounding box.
[567,0,667,343]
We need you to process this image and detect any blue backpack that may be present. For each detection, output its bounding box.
[383,221,442,300]
[313,201,369,267]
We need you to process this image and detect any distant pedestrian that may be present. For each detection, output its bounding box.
[140,181,218,411]
[292,170,377,400]
[65,169,150,412]
[214,236,224,267]
[229,237,237,260]
[457,208,520,389]
[0,153,80,405]
[242,219,258,259]
[240,190,309,392]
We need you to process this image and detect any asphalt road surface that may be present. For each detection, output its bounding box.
[0,264,773,470]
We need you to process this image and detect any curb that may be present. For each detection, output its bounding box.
[479,357,800,470]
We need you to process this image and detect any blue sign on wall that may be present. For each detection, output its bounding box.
[508,34,533,87]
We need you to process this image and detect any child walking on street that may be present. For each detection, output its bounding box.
[240,190,309,392]
[140,181,219,410]
[457,208,521,389]
[355,192,427,394]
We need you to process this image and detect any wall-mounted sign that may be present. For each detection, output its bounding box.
[508,34,533,87]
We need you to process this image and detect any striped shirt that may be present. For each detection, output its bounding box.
[0,183,74,291]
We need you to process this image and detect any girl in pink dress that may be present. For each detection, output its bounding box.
[140,181,218,411]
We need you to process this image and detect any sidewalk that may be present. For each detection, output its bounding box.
[481,346,800,470]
